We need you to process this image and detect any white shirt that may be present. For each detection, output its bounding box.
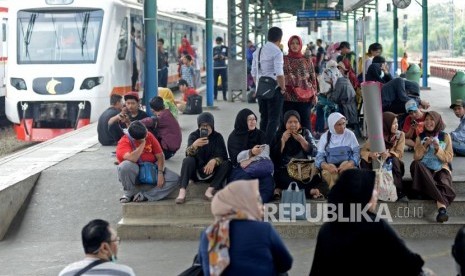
[251,42,284,80]
[58,257,135,276]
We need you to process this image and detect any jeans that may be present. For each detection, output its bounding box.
[258,92,284,144]
[158,67,168,87]
[214,68,228,99]
[453,140,465,156]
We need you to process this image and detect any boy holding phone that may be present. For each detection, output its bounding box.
[403,99,426,149]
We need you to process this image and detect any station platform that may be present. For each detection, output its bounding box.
[0,77,462,275]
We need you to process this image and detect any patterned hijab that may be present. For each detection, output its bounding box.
[422,111,446,137]
[287,35,303,58]
[383,112,398,149]
[206,180,262,276]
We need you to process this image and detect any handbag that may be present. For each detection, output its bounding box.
[128,137,158,185]
[287,158,316,183]
[375,159,397,202]
[138,162,158,185]
[281,182,306,220]
[244,158,274,178]
[178,254,203,276]
[293,87,316,102]
[326,146,352,165]
[255,47,278,100]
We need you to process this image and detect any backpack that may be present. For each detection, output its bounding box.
[184,95,203,115]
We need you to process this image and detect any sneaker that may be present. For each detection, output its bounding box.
[436,207,449,223]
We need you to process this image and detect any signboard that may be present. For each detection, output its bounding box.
[296,9,341,21]
[296,20,309,27]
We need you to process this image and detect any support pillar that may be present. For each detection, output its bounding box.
[422,0,428,88]
[206,0,214,106]
[144,0,157,115]
[393,6,398,76]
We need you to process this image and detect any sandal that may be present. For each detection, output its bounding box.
[175,197,186,204]
[273,190,282,201]
[119,195,132,203]
[310,188,325,200]
[133,192,147,202]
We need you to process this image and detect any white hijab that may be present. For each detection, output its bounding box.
[317,112,359,152]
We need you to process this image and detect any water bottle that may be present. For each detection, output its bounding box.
[385,158,393,172]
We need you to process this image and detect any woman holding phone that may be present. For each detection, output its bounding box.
[175,112,231,203]
[227,109,274,203]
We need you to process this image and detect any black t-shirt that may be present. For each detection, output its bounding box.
[316,46,325,64]
[97,107,120,145]
[213,45,228,68]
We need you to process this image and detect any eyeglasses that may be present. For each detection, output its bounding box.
[109,237,121,245]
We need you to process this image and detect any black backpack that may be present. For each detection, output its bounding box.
[184,95,203,115]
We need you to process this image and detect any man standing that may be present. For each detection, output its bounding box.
[157,38,169,87]
[116,121,180,202]
[97,94,123,146]
[315,39,325,74]
[213,36,228,101]
[251,26,285,143]
[450,99,465,156]
[58,219,135,276]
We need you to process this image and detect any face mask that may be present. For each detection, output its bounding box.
[109,248,117,263]
[380,71,385,79]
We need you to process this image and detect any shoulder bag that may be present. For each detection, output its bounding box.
[256,47,278,100]
[129,137,158,185]
[375,158,397,202]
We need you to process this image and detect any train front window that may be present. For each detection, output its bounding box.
[17,9,103,64]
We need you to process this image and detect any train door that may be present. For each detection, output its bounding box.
[0,7,7,118]
[130,14,144,92]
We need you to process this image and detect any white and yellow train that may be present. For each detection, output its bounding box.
[5,0,226,140]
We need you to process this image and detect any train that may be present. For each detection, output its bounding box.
[5,0,227,141]
[0,1,7,122]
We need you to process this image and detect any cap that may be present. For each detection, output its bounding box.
[124,91,139,102]
[337,61,348,72]
[336,41,350,51]
[178,79,189,87]
[450,99,465,109]
[405,99,418,113]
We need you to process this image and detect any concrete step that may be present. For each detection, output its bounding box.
[122,195,465,219]
[117,216,465,240]
[159,179,465,199]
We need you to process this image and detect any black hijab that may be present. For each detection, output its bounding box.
[365,63,384,83]
[227,108,266,165]
[328,169,376,218]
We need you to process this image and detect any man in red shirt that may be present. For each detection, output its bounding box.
[176,79,198,112]
[116,121,179,203]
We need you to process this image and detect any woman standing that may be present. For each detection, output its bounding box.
[227,109,274,203]
[283,35,318,131]
[408,111,456,222]
[270,110,322,199]
[198,180,293,276]
[360,112,406,199]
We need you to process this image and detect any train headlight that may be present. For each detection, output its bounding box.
[11,78,27,90]
[80,77,103,90]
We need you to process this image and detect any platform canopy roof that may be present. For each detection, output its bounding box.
[268,0,372,15]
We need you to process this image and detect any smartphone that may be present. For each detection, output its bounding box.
[200,128,209,138]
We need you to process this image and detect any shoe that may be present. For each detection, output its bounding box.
[273,189,282,201]
[397,192,409,202]
[133,192,147,202]
[436,207,449,223]
[119,195,132,203]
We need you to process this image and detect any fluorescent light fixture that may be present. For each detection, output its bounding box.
[45,0,74,5]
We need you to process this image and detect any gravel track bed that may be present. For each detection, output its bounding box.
[0,126,37,158]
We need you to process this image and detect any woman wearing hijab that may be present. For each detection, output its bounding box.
[175,112,231,204]
[198,179,293,276]
[315,112,360,189]
[270,110,321,199]
[283,35,318,131]
[227,109,274,203]
[309,169,425,276]
[157,87,179,119]
[360,112,407,199]
[408,111,456,222]
[177,37,196,77]
[314,61,340,137]
[365,56,392,84]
